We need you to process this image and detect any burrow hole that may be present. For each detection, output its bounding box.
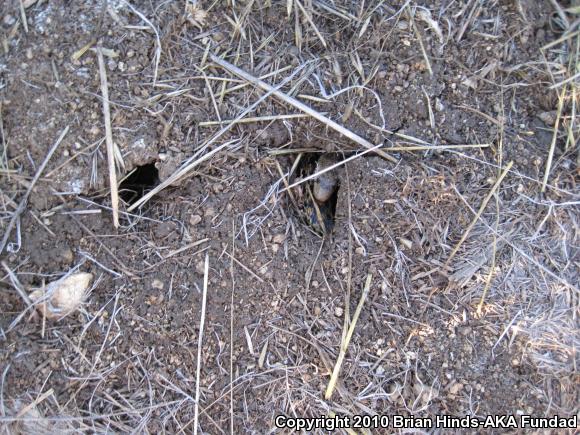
[294,153,341,233]
[119,163,159,205]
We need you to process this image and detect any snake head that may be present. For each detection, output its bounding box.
[313,155,340,203]
[313,176,338,202]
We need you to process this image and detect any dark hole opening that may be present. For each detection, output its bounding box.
[119,163,159,205]
[293,153,340,235]
[322,179,340,233]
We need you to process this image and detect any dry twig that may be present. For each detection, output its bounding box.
[541,86,567,192]
[193,252,210,435]
[96,44,120,228]
[325,274,372,400]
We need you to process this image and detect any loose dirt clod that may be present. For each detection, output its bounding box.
[29,272,93,319]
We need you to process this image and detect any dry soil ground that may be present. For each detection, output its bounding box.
[0,0,579,433]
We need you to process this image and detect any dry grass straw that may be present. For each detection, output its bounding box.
[476,193,499,315]
[0,126,68,255]
[344,165,354,290]
[224,251,264,284]
[220,65,293,96]
[198,66,222,123]
[229,222,235,435]
[541,85,567,193]
[477,95,506,314]
[386,143,489,151]
[72,40,96,62]
[407,5,433,77]
[0,103,7,172]
[163,238,209,259]
[210,54,398,163]
[193,252,209,435]
[96,45,120,228]
[14,389,53,419]
[423,86,435,128]
[325,273,372,400]
[199,113,314,126]
[294,0,327,47]
[446,161,513,266]
[274,158,298,207]
[1,260,33,310]
[18,0,29,33]
[548,0,570,28]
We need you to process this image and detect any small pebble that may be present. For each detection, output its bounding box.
[537,111,556,126]
[449,382,463,395]
[189,214,202,226]
[272,233,285,244]
[397,20,409,30]
[3,15,15,26]
[400,238,412,249]
[60,247,74,264]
